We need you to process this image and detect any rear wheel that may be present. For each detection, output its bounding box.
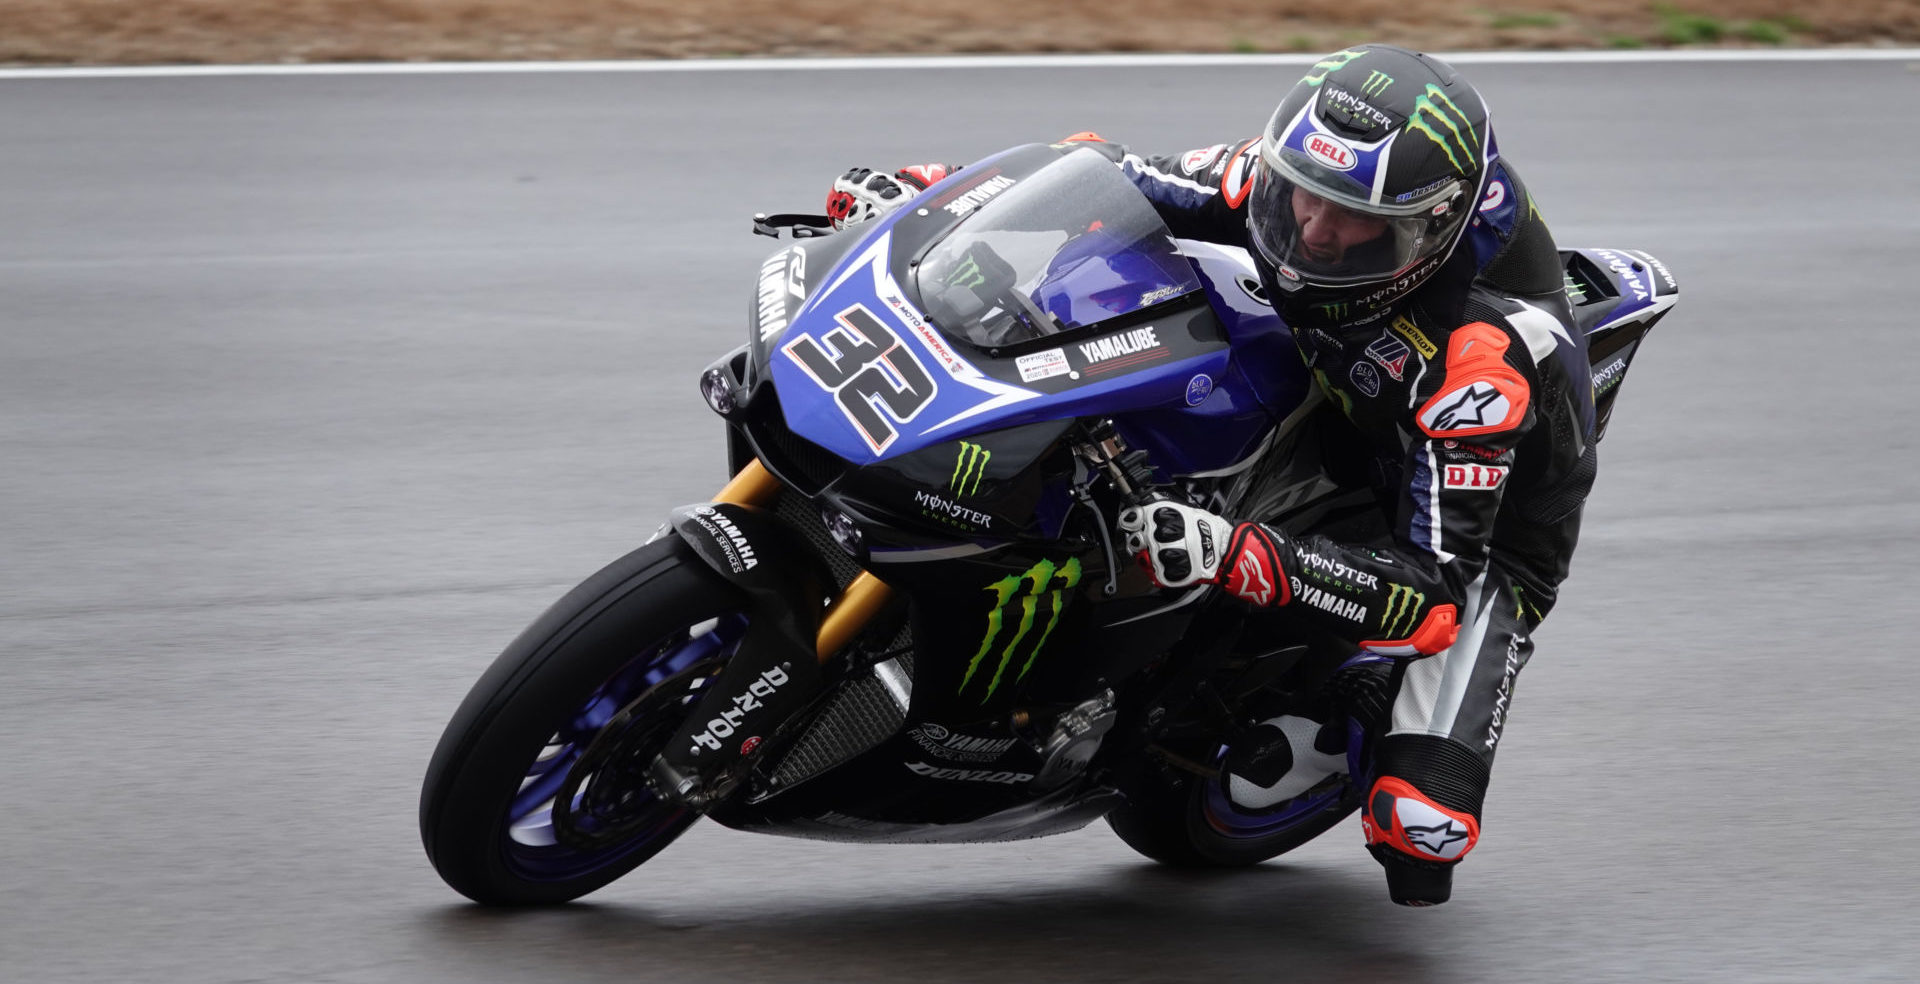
[1108,754,1361,866]
[1109,704,1363,867]
[420,538,746,905]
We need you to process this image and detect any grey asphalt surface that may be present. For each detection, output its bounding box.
[3,57,1918,983]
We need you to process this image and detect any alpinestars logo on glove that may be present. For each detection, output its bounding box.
[1222,526,1291,607]
[1233,553,1272,604]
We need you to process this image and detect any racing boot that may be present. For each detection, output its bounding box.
[1362,735,1490,906]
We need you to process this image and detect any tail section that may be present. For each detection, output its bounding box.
[1561,248,1679,442]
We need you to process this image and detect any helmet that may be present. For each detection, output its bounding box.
[1247,45,1491,319]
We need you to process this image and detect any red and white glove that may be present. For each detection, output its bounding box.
[1118,498,1294,607]
[1117,499,1235,589]
[824,165,953,231]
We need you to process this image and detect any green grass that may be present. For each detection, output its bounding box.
[1487,11,1564,30]
[1229,35,1260,54]
[1740,20,1789,44]
[1607,35,1647,49]
[1654,4,1727,45]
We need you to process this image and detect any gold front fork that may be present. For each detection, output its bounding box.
[711,459,894,664]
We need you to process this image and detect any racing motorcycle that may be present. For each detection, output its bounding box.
[420,143,1677,905]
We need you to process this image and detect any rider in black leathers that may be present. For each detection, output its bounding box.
[826,44,1595,906]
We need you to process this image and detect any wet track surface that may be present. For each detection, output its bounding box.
[4,57,1919,982]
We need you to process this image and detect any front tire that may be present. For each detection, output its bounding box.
[420,538,746,905]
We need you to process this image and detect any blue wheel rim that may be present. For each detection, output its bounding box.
[1200,719,1362,840]
[500,613,746,880]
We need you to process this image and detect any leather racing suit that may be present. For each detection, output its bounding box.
[1073,130,1597,894]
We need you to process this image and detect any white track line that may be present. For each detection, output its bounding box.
[0,48,1916,81]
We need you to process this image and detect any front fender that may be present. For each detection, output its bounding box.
[669,501,832,646]
[656,502,834,786]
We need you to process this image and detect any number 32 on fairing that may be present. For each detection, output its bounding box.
[782,303,938,454]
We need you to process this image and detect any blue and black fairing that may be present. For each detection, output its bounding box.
[730,144,1315,530]
[1559,246,1679,441]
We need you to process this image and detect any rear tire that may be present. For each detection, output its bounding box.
[1107,754,1361,867]
[420,537,745,905]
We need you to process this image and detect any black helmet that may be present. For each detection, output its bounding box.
[1247,45,1491,319]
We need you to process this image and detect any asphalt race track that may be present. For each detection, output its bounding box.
[4,54,1918,983]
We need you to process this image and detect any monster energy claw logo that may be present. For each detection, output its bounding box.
[1301,49,1366,88]
[1360,70,1394,97]
[960,558,1082,701]
[1380,584,1426,637]
[950,441,991,496]
[948,254,986,290]
[1408,83,1480,175]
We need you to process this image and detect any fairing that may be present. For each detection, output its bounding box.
[766,144,1241,467]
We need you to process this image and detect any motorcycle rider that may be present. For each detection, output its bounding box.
[825,44,1595,906]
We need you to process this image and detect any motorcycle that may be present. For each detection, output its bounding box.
[419,142,1677,905]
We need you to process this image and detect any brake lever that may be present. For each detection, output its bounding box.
[752,213,835,239]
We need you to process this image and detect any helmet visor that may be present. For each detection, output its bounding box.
[1247,156,1466,290]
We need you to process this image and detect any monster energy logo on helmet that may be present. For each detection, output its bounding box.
[1408,83,1481,175]
[950,441,991,496]
[1380,584,1426,637]
[960,558,1082,701]
[1300,49,1366,88]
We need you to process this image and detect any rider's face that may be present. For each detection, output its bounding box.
[1291,187,1390,265]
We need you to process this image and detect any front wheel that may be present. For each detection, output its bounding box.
[420,538,746,905]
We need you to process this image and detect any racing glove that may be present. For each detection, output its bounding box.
[824,164,953,230]
[1117,498,1292,607]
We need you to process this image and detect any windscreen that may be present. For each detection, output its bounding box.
[914,149,1202,349]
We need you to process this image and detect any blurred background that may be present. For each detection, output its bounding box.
[2,0,1915,65]
[3,7,1918,984]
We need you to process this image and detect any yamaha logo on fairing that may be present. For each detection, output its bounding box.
[908,723,1018,764]
[755,248,806,342]
[1594,248,1651,302]
[1303,133,1358,172]
[691,505,758,572]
